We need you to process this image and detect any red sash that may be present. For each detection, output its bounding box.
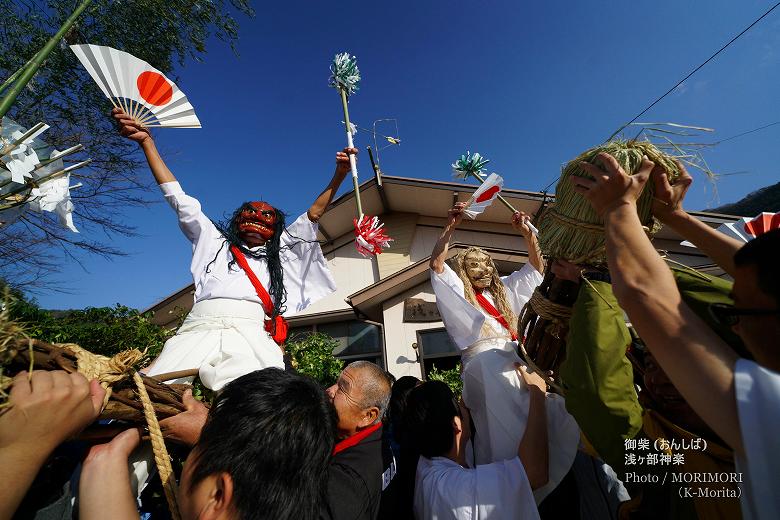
[333,422,382,455]
[229,245,288,346]
[474,289,518,341]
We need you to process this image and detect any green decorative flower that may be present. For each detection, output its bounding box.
[452,151,489,179]
[329,52,360,96]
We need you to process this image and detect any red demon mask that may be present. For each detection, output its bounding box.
[237,201,277,246]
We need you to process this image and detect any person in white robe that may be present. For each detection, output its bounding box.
[114,108,350,391]
[428,201,580,503]
[407,368,548,520]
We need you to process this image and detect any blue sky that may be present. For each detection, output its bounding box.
[35,0,780,309]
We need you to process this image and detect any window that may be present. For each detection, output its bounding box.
[316,320,384,368]
[416,328,460,378]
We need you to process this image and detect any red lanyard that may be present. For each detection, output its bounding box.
[474,289,517,341]
[229,245,288,346]
[333,422,382,455]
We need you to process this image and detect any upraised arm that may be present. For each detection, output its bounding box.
[651,161,741,277]
[516,364,549,490]
[571,153,742,454]
[79,429,142,520]
[511,211,544,273]
[429,202,466,273]
[0,371,105,519]
[307,147,355,222]
[112,107,176,185]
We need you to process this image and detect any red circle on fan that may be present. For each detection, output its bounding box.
[136,71,173,106]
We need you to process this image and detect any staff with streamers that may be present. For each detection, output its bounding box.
[452,151,539,235]
[329,52,393,256]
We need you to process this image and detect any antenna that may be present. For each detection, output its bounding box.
[371,118,401,167]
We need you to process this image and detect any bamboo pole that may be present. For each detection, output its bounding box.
[0,0,93,119]
[339,88,362,218]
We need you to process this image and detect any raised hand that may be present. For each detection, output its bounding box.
[569,152,654,216]
[511,211,533,236]
[652,159,693,223]
[0,371,105,519]
[448,202,467,227]
[158,389,209,447]
[79,428,142,520]
[515,363,548,393]
[550,259,583,283]
[335,147,358,177]
[112,107,151,145]
[0,370,105,451]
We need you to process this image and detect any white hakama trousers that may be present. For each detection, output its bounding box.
[461,338,580,504]
[129,299,283,498]
[146,298,284,391]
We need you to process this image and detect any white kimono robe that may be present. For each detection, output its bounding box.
[413,456,540,520]
[430,262,580,503]
[734,359,780,520]
[146,181,336,390]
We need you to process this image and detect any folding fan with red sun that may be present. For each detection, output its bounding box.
[463,173,505,219]
[70,44,201,128]
[682,211,780,247]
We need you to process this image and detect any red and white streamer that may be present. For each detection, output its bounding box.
[354,215,393,257]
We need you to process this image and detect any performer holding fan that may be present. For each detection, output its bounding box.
[428,201,580,503]
[112,108,352,390]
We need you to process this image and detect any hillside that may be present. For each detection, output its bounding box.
[711,182,780,216]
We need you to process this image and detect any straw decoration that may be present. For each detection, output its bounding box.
[537,140,680,265]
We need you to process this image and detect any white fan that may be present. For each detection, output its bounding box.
[71,44,201,128]
[463,173,504,219]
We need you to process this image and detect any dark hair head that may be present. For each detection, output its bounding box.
[388,376,420,426]
[403,381,459,458]
[212,203,288,321]
[188,368,337,520]
[734,228,780,306]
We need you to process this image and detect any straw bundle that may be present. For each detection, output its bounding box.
[537,140,681,266]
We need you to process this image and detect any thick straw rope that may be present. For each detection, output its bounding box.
[527,288,573,339]
[64,344,144,406]
[133,371,181,520]
[56,345,181,520]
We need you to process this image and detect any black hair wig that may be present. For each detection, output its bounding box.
[211,202,288,320]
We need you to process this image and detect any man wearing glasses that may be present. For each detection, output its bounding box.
[571,154,779,520]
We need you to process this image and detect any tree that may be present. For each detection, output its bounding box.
[427,364,463,398]
[0,0,252,290]
[285,332,344,387]
[5,282,172,362]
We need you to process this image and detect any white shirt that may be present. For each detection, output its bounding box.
[430,262,543,350]
[413,456,540,520]
[160,181,336,314]
[734,358,780,520]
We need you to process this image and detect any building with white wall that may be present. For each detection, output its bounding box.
[146,172,737,379]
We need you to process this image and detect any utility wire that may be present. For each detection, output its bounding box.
[713,120,780,144]
[607,1,780,141]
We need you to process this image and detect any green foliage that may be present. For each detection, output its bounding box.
[427,364,463,398]
[5,283,171,365]
[0,0,252,288]
[285,332,344,388]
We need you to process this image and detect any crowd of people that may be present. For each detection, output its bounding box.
[0,111,777,520]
